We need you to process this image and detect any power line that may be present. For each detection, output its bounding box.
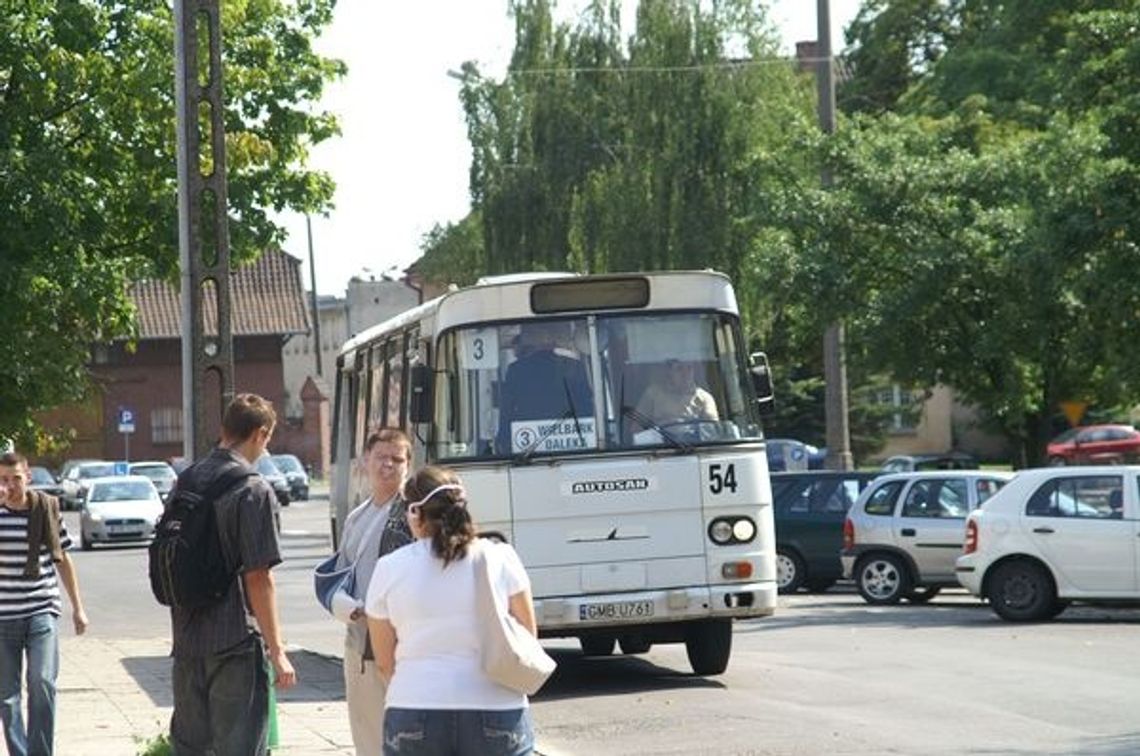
[464,55,835,79]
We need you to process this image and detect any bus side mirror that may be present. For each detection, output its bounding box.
[409,364,433,423]
[749,352,775,416]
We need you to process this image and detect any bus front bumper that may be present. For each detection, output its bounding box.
[533,581,776,635]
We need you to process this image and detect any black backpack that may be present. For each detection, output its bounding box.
[148,461,254,609]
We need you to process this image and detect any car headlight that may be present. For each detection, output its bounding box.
[87,512,103,523]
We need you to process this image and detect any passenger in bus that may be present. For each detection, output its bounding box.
[325,428,415,756]
[634,359,719,429]
[498,321,594,452]
[365,465,538,755]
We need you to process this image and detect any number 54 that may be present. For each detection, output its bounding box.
[708,463,738,494]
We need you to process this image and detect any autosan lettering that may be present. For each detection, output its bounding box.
[570,478,651,495]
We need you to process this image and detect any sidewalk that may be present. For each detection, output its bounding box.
[57,635,356,754]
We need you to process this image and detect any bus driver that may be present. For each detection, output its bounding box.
[635,359,719,428]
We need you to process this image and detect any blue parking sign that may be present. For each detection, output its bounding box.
[117,407,135,434]
[113,461,129,476]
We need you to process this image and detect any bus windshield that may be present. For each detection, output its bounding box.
[433,311,762,460]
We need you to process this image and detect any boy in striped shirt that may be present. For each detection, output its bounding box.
[0,451,88,756]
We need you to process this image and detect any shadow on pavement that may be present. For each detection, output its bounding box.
[122,650,346,707]
[969,731,1140,756]
[532,648,724,702]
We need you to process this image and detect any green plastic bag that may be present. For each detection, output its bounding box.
[267,661,280,749]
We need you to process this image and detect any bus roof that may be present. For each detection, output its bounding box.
[338,269,735,362]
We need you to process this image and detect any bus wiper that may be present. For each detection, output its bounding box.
[513,406,576,464]
[621,405,692,453]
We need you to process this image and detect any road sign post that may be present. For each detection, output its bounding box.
[118,407,136,463]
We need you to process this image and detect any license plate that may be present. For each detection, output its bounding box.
[578,599,655,621]
[107,524,141,535]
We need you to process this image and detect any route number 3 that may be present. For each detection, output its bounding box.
[708,463,738,494]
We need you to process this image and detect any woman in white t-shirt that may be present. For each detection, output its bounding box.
[365,465,538,756]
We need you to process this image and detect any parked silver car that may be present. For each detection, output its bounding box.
[128,461,177,501]
[59,461,116,510]
[79,476,163,550]
[255,454,291,508]
[271,453,309,501]
[841,470,1013,604]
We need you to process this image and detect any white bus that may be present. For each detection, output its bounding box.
[330,270,776,675]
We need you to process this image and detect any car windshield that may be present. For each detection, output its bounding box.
[90,481,158,502]
[78,464,116,479]
[271,455,303,474]
[1050,428,1080,445]
[29,467,55,485]
[131,464,175,481]
[256,456,282,477]
[431,311,762,460]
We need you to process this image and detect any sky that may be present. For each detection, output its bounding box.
[277,1,864,296]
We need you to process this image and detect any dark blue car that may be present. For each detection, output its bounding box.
[772,470,880,593]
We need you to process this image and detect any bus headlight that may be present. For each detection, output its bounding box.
[708,516,756,545]
[709,520,734,544]
[732,518,756,542]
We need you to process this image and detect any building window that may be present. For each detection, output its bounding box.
[152,407,183,444]
[874,384,920,433]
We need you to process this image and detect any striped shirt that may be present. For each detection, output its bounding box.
[0,506,73,621]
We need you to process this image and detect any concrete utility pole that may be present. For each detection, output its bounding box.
[175,0,236,459]
[817,0,854,470]
[306,215,324,377]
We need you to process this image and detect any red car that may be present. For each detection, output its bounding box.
[1046,424,1140,465]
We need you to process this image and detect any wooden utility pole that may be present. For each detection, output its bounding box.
[817,0,854,470]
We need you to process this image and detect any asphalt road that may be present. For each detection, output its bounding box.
[68,496,1140,756]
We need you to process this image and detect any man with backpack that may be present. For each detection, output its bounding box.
[159,393,296,755]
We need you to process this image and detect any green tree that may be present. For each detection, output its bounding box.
[0,0,343,445]
[416,212,486,289]
[839,0,961,114]
[784,108,1139,466]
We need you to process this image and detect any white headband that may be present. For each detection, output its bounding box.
[406,483,466,511]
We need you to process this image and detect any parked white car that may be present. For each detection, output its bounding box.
[956,466,1137,621]
[841,470,1014,604]
[79,476,163,550]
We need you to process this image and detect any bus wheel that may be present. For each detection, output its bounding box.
[619,635,651,655]
[579,635,615,657]
[685,619,732,675]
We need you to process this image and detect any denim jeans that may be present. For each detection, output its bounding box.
[0,613,59,756]
[170,633,269,756]
[383,707,534,756]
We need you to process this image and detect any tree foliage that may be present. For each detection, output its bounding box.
[0,0,343,445]
[823,0,1140,464]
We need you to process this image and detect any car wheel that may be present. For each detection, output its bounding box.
[685,619,732,676]
[579,635,615,657]
[776,548,806,594]
[905,586,942,604]
[1048,456,1066,466]
[80,530,92,551]
[618,635,652,655]
[989,560,1056,622]
[806,578,836,593]
[855,553,912,605]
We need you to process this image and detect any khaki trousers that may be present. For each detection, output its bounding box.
[344,642,387,756]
